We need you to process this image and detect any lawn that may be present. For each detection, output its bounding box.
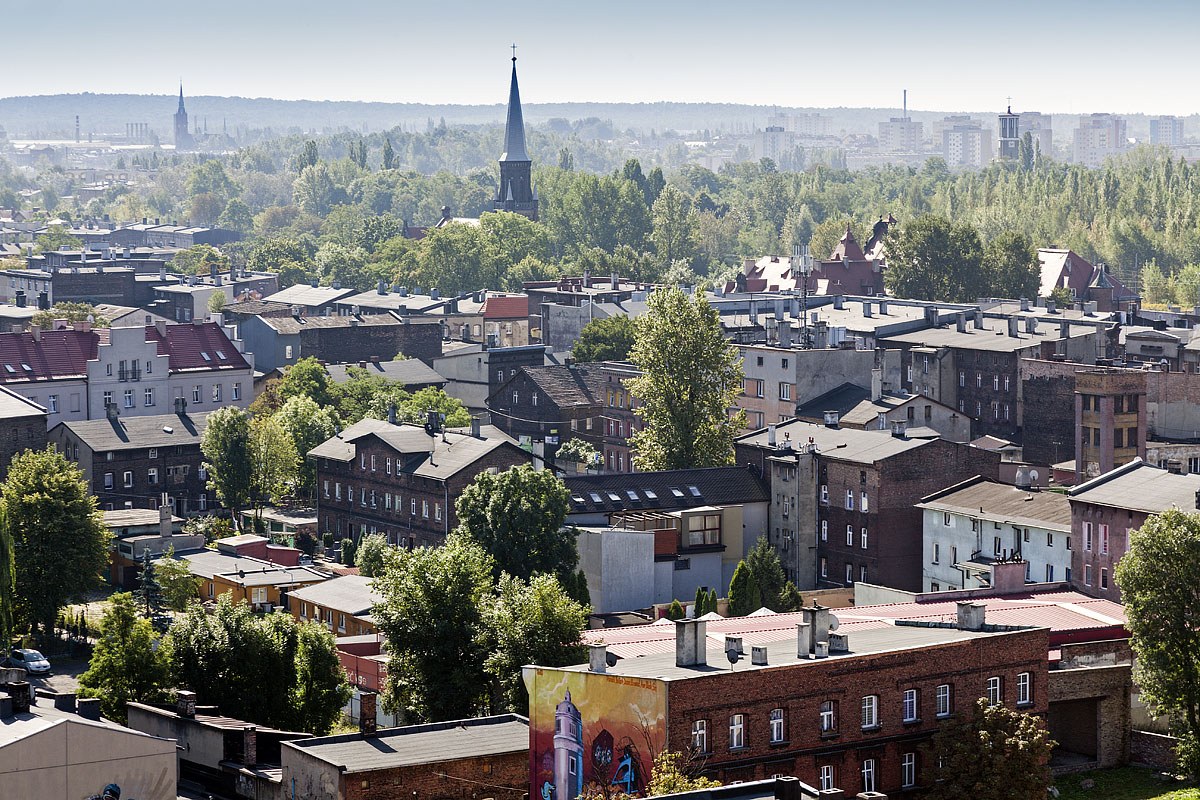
[1055,767,1199,800]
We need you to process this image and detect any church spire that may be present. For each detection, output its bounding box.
[500,53,529,162]
[178,81,186,113]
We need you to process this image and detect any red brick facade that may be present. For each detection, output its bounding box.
[338,751,529,800]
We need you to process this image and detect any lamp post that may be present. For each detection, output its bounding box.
[792,243,814,349]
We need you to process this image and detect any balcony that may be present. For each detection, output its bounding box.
[117,367,142,382]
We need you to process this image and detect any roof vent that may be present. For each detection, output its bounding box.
[751,645,768,666]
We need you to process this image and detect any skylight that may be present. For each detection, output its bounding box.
[607,492,622,502]
[626,490,638,500]
[670,487,684,497]
[200,352,211,361]
[215,350,226,359]
[688,485,702,497]
[3,365,14,373]
[589,492,603,503]
[20,363,31,371]
[644,489,658,499]
[571,495,585,504]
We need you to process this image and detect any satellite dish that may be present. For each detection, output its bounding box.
[1029,469,1040,482]
[828,616,840,631]
[726,649,740,666]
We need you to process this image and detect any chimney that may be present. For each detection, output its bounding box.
[724,636,744,661]
[377,278,387,295]
[924,306,939,326]
[767,424,777,446]
[828,632,850,653]
[106,402,119,422]
[796,622,813,658]
[399,286,409,297]
[430,287,440,300]
[674,618,707,667]
[176,689,197,718]
[823,411,840,428]
[53,692,77,712]
[956,601,987,631]
[751,645,768,666]
[878,299,888,315]
[242,726,257,766]
[174,397,187,415]
[5,681,31,714]
[14,290,24,308]
[833,295,844,310]
[1060,320,1070,340]
[973,310,985,329]
[862,301,873,318]
[155,319,167,338]
[956,312,966,333]
[1007,317,1019,337]
[470,416,482,438]
[870,368,882,402]
[891,420,907,438]
[1025,317,1038,334]
[1015,465,1032,490]
[814,641,829,659]
[387,403,397,425]
[76,697,101,721]
[1020,297,1030,311]
[30,325,41,343]
[159,499,173,538]
[1046,298,1057,313]
[359,691,378,738]
[588,643,608,674]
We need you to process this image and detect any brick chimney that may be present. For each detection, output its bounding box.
[176,689,197,718]
[243,725,257,766]
[359,691,378,737]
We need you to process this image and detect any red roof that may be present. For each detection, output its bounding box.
[0,329,98,383]
[146,322,249,372]
[830,226,866,261]
[482,295,529,320]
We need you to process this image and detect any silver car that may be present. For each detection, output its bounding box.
[6,648,51,675]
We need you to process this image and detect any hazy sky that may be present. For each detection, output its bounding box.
[6,0,1198,114]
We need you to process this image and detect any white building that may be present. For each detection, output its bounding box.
[918,474,1073,592]
[941,117,994,168]
[1073,114,1128,167]
[878,118,924,153]
[1150,115,1184,147]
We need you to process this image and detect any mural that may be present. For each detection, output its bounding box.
[526,668,667,800]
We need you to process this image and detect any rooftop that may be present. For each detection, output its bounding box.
[262,284,356,307]
[917,476,1072,531]
[53,411,208,451]
[737,418,931,464]
[103,508,181,529]
[288,575,381,616]
[284,714,528,774]
[180,550,328,584]
[325,359,446,387]
[564,466,768,515]
[0,384,45,419]
[263,312,441,335]
[882,319,1099,353]
[1069,458,1200,514]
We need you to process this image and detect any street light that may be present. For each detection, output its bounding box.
[792,242,814,349]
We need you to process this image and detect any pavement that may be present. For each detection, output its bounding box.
[24,656,87,693]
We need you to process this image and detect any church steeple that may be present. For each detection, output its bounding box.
[178,82,186,113]
[174,81,194,151]
[494,49,537,220]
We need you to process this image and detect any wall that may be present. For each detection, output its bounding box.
[127,705,228,771]
[0,411,45,477]
[1048,662,1133,769]
[577,528,655,614]
[1130,731,1178,770]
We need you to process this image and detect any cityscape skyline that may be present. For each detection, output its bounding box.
[5,0,1200,116]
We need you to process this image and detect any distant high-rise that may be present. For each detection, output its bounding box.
[1150,115,1184,147]
[1020,112,1054,160]
[494,54,538,220]
[1073,113,1127,168]
[941,117,993,168]
[998,106,1020,160]
[877,89,923,153]
[174,83,195,151]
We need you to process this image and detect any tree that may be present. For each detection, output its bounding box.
[573,315,637,363]
[155,546,199,611]
[646,752,721,796]
[381,136,396,170]
[355,533,391,578]
[247,415,299,518]
[274,395,339,498]
[34,227,83,252]
[884,214,985,302]
[627,287,746,471]
[295,140,319,172]
[170,243,230,276]
[364,386,471,429]
[743,538,786,611]
[276,356,338,408]
[924,698,1053,800]
[77,593,171,724]
[453,465,577,582]
[1116,507,1200,774]
[373,537,495,722]
[1141,261,1171,304]
[4,447,109,636]
[482,573,587,714]
[665,599,685,620]
[339,538,357,565]
[292,620,353,734]
[555,437,599,468]
[207,289,227,314]
[778,581,803,612]
[0,503,14,648]
[982,231,1040,300]
[30,301,110,329]
[727,561,760,617]
[201,407,253,518]
[217,198,254,233]
[134,549,164,620]
[1049,285,1073,308]
[650,185,700,269]
[693,586,709,617]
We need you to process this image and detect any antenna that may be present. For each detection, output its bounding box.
[902,89,907,120]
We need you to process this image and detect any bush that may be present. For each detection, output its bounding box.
[340,538,357,565]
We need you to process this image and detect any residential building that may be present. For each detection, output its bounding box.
[767,111,832,138]
[753,126,799,165]
[1073,114,1128,167]
[0,385,45,478]
[795,377,971,442]
[261,283,356,316]
[105,505,201,587]
[494,56,538,220]
[0,264,173,309]
[235,311,443,373]
[311,417,529,548]
[290,574,382,637]
[1149,115,1184,147]
[1038,248,1138,312]
[325,357,447,391]
[529,607,1048,797]
[181,545,327,609]
[149,271,278,323]
[941,116,994,168]
[50,408,211,513]
[565,466,770,611]
[1075,368,1147,482]
[737,419,1001,591]
[433,342,548,413]
[734,225,889,297]
[1067,459,1200,601]
[736,345,878,431]
[918,475,1073,591]
[878,116,924,153]
[335,288,532,347]
[532,275,644,351]
[108,220,241,249]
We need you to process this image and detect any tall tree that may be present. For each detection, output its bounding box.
[1116,507,1200,774]
[355,533,391,578]
[924,698,1053,800]
[134,549,164,620]
[77,592,171,723]
[885,214,985,302]
[155,546,199,611]
[248,415,299,521]
[743,537,786,611]
[982,230,1040,299]
[274,395,339,498]
[373,537,495,722]
[727,561,760,617]
[573,315,637,363]
[646,752,721,796]
[381,136,396,170]
[650,185,700,269]
[453,465,576,582]
[0,502,14,649]
[482,573,587,714]
[3,447,109,636]
[627,287,746,471]
[200,407,253,519]
[292,621,354,734]
[275,356,338,408]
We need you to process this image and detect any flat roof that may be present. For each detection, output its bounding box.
[737,418,930,464]
[882,320,1099,353]
[917,477,1072,531]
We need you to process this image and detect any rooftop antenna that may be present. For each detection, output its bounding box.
[902,89,907,121]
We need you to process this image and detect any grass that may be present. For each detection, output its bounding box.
[1054,767,1200,800]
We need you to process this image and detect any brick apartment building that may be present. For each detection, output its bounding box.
[238,312,443,373]
[529,605,1048,798]
[50,406,211,514]
[310,417,529,547]
[0,385,46,478]
[736,419,1001,592]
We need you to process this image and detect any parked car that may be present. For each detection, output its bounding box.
[5,648,51,675]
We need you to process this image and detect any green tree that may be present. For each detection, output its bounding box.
[743,537,786,611]
[30,301,110,329]
[650,185,700,269]
[482,573,587,714]
[171,243,230,276]
[292,620,353,734]
[1049,286,1073,308]
[364,386,471,429]
[295,140,319,172]
[555,437,599,468]
[276,356,338,408]
[373,537,495,722]
[217,198,254,233]
[134,549,164,620]
[201,407,253,518]
[727,560,761,617]
[885,214,985,302]
[924,698,1053,800]
[1116,507,1200,774]
[693,586,708,617]
[453,465,576,582]
[187,160,238,205]
[982,231,1040,299]
[155,546,199,611]
[274,395,339,498]
[573,315,637,363]
[1141,261,1171,304]
[77,593,171,723]
[207,289,227,314]
[246,237,312,275]
[646,752,721,796]
[665,599,685,620]
[34,227,83,252]
[627,287,746,471]
[381,136,396,170]
[0,503,15,648]
[4,447,109,636]
[248,415,299,518]
[339,538,357,565]
[778,581,803,612]
[355,533,391,578]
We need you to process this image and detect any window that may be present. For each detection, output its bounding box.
[100,390,111,407]
[1084,521,1093,551]
[779,382,791,401]
[861,695,878,729]
[819,485,829,504]
[411,498,417,515]
[212,384,221,402]
[820,700,836,732]
[860,565,867,582]
[691,720,708,753]
[123,389,134,409]
[1084,564,1092,586]
[729,714,744,749]
[819,765,834,792]
[103,472,114,490]
[47,394,57,413]
[932,542,940,564]
[861,491,868,512]
[149,448,157,460]
[192,385,202,403]
[1017,672,1032,706]
[993,536,1003,556]
[148,468,158,485]
[845,489,854,510]
[146,360,152,374]
[106,363,113,377]
[943,512,952,526]
[1046,564,1054,582]
[285,345,293,359]
[769,708,785,743]
[993,375,1000,391]
[986,676,1002,706]
[435,502,443,521]
[902,689,918,722]
[820,557,827,578]
[820,520,827,541]
[1100,524,1109,555]
[370,454,377,472]
[860,528,868,549]
[754,379,765,398]
[232,382,241,401]
[1004,375,1011,392]
[901,752,917,788]
[532,392,539,407]
[144,388,154,406]
[422,500,429,518]
[512,391,519,405]
[936,683,952,717]
[123,471,133,488]
[1047,531,1054,547]
[861,759,876,793]
[846,525,854,546]
[845,562,854,584]
[1101,567,1109,590]
[959,370,965,387]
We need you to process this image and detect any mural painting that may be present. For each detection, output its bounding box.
[526,668,667,800]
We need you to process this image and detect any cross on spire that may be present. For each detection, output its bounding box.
[511,43,517,62]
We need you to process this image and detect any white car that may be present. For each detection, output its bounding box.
[6,648,51,675]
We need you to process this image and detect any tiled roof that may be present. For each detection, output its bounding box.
[54,411,210,451]
[737,418,931,465]
[795,383,869,421]
[146,322,250,372]
[481,294,529,319]
[498,365,605,409]
[565,466,768,515]
[0,329,98,383]
[264,313,440,335]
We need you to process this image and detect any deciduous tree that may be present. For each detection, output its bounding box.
[573,315,637,363]
[355,533,391,578]
[77,592,171,723]
[274,395,339,498]
[885,214,984,302]
[155,546,199,611]
[201,407,253,518]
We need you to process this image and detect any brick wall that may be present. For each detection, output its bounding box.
[300,321,443,366]
[1020,359,1078,466]
[1049,663,1132,769]
[1130,730,1178,770]
[342,751,529,800]
[0,414,45,478]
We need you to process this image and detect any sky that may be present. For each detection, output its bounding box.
[5,0,1199,115]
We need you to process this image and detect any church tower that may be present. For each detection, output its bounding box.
[494,53,538,220]
[174,83,195,151]
[998,104,1020,161]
